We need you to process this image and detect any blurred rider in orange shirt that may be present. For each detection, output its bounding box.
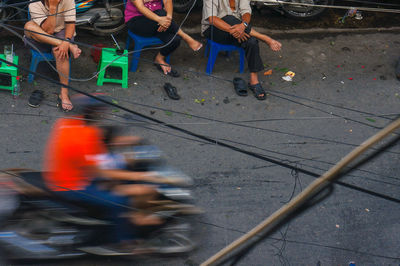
[43,94,163,249]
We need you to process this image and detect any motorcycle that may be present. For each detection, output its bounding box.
[0,145,201,261]
[0,0,126,36]
[173,0,334,20]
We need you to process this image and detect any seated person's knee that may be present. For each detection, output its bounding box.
[247,37,259,46]
[24,21,36,30]
[52,46,69,61]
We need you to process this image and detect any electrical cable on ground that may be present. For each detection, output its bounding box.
[201,117,400,266]
[1,57,399,206]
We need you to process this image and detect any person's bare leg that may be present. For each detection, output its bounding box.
[53,48,73,111]
[25,21,81,59]
[177,29,202,51]
[154,52,171,74]
[114,184,163,226]
[24,21,62,46]
[249,72,259,86]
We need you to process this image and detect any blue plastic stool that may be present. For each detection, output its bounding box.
[125,31,170,72]
[28,49,70,83]
[204,39,245,75]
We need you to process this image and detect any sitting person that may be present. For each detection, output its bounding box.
[43,94,166,247]
[24,0,81,111]
[125,0,203,76]
[202,0,282,100]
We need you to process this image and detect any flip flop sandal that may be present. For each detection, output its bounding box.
[163,83,180,100]
[194,43,203,52]
[233,77,248,96]
[248,83,267,100]
[154,63,180,78]
[56,97,73,112]
[28,90,44,108]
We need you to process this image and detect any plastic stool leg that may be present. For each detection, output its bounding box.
[206,45,219,75]
[125,35,131,50]
[239,49,245,73]
[28,56,40,83]
[121,65,128,89]
[204,41,210,57]
[130,43,143,72]
[97,61,106,86]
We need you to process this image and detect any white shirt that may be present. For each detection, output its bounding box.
[201,0,252,33]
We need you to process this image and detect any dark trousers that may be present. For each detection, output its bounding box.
[126,9,181,57]
[203,15,264,73]
[57,180,134,243]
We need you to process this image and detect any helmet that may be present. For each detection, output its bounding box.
[71,93,111,116]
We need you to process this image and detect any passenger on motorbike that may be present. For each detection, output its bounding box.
[43,94,164,247]
[96,125,168,226]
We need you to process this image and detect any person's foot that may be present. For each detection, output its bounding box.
[154,53,171,75]
[69,44,81,59]
[188,39,203,52]
[59,93,73,111]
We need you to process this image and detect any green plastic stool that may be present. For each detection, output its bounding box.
[97,48,129,89]
[0,54,19,92]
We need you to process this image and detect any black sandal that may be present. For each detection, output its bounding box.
[56,96,73,112]
[233,77,247,96]
[163,83,180,100]
[248,83,267,100]
[28,90,44,108]
[155,63,180,78]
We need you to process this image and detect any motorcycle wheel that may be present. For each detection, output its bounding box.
[280,0,333,20]
[173,0,198,13]
[91,7,126,36]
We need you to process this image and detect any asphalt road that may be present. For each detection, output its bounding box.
[0,20,400,266]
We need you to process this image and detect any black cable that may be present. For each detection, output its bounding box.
[269,90,384,130]
[113,97,400,156]
[3,21,398,136]
[2,57,399,206]
[218,132,400,266]
[268,88,393,121]
[0,0,41,8]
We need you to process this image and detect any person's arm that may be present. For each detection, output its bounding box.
[110,135,142,146]
[229,12,251,42]
[130,0,171,29]
[40,0,60,34]
[207,16,232,32]
[88,165,165,183]
[241,12,250,25]
[163,0,173,19]
[64,22,75,40]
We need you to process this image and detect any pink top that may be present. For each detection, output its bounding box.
[125,0,163,23]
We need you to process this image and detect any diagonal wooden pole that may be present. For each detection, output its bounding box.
[201,118,400,266]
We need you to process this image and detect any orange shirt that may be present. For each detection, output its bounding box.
[43,117,106,191]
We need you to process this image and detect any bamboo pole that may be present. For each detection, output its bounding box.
[201,118,400,266]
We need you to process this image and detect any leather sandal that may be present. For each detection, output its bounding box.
[248,83,267,100]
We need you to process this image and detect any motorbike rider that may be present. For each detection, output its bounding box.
[43,94,164,247]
